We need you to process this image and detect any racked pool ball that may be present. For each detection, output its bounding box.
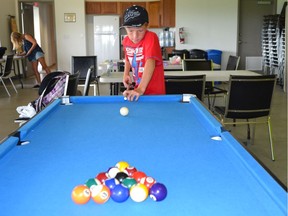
[125,166,137,177]
[130,183,149,202]
[85,178,101,190]
[140,176,156,189]
[107,167,120,178]
[132,171,147,183]
[115,161,130,171]
[96,172,108,184]
[120,107,129,116]
[115,172,128,183]
[71,185,91,204]
[149,182,167,202]
[110,184,129,203]
[91,184,110,204]
[104,178,120,190]
[122,177,137,189]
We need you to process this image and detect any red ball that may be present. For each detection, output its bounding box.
[132,171,146,183]
[140,176,156,189]
[125,166,137,177]
[96,172,108,184]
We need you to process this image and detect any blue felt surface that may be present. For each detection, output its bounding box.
[0,95,286,216]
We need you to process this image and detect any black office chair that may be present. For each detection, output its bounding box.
[189,49,208,60]
[66,71,80,96]
[0,54,18,96]
[214,75,277,160]
[182,59,226,109]
[71,56,100,95]
[165,75,206,101]
[171,49,190,59]
[226,55,240,70]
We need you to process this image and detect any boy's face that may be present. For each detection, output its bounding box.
[125,24,147,44]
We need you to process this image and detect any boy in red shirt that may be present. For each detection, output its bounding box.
[122,5,165,101]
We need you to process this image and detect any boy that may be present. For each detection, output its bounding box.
[122,5,165,101]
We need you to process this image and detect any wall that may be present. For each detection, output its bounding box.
[54,0,87,71]
[1,0,286,72]
[0,0,17,52]
[175,0,238,69]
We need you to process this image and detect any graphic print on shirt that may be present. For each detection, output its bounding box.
[126,47,144,85]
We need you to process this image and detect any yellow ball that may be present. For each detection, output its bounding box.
[130,183,149,202]
[115,161,130,171]
[120,107,129,116]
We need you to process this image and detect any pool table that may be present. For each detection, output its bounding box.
[0,95,286,216]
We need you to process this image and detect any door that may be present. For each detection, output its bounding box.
[19,1,57,71]
[238,0,276,70]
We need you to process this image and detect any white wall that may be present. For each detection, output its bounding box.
[54,0,87,71]
[175,0,238,69]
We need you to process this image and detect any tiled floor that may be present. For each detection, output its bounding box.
[0,75,287,189]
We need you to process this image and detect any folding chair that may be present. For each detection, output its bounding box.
[214,75,277,160]
[0,54,18,96]
[165,75,206,101]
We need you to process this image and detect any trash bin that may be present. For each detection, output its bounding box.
[207,49,222,70]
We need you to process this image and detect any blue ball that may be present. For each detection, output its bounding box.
[149,182,167,201]
[110,184,129,203]
[104,178,119,190]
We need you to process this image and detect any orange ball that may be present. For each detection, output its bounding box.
[71,185,91,204]
[91,184,111,204]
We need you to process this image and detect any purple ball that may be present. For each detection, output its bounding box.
[110,184,129,203]
[149,182,167,201]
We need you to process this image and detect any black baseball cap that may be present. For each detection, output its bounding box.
[122,5,149,27]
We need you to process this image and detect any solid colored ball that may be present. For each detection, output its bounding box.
[120,107,129,116]
[71,185,91,204]
[110,184,129,203]
[104,178,119,190]
[115,161,130,171]
[107,167,120,178]
[96,172,108,184]
[130,183,149,202]
[91,184,110,204]
[149,183,167,202]
[122,177,137,189]
[85,178,101,190]
[115,172,128,183]
[125,166,137,177]
[132,171,147,183]
[140,176,156,189]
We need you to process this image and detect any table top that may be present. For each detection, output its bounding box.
[99,70,260,83]
[0,55,26,63]
[0,95,286,216]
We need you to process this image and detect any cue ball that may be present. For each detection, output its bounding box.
[120,107,129,116]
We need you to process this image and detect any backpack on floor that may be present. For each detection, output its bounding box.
[32,71,69,113]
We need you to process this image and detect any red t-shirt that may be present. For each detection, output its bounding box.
[123,31,165,95]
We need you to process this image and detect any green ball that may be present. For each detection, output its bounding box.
[85,178,100,189]
[122,177,137,189]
